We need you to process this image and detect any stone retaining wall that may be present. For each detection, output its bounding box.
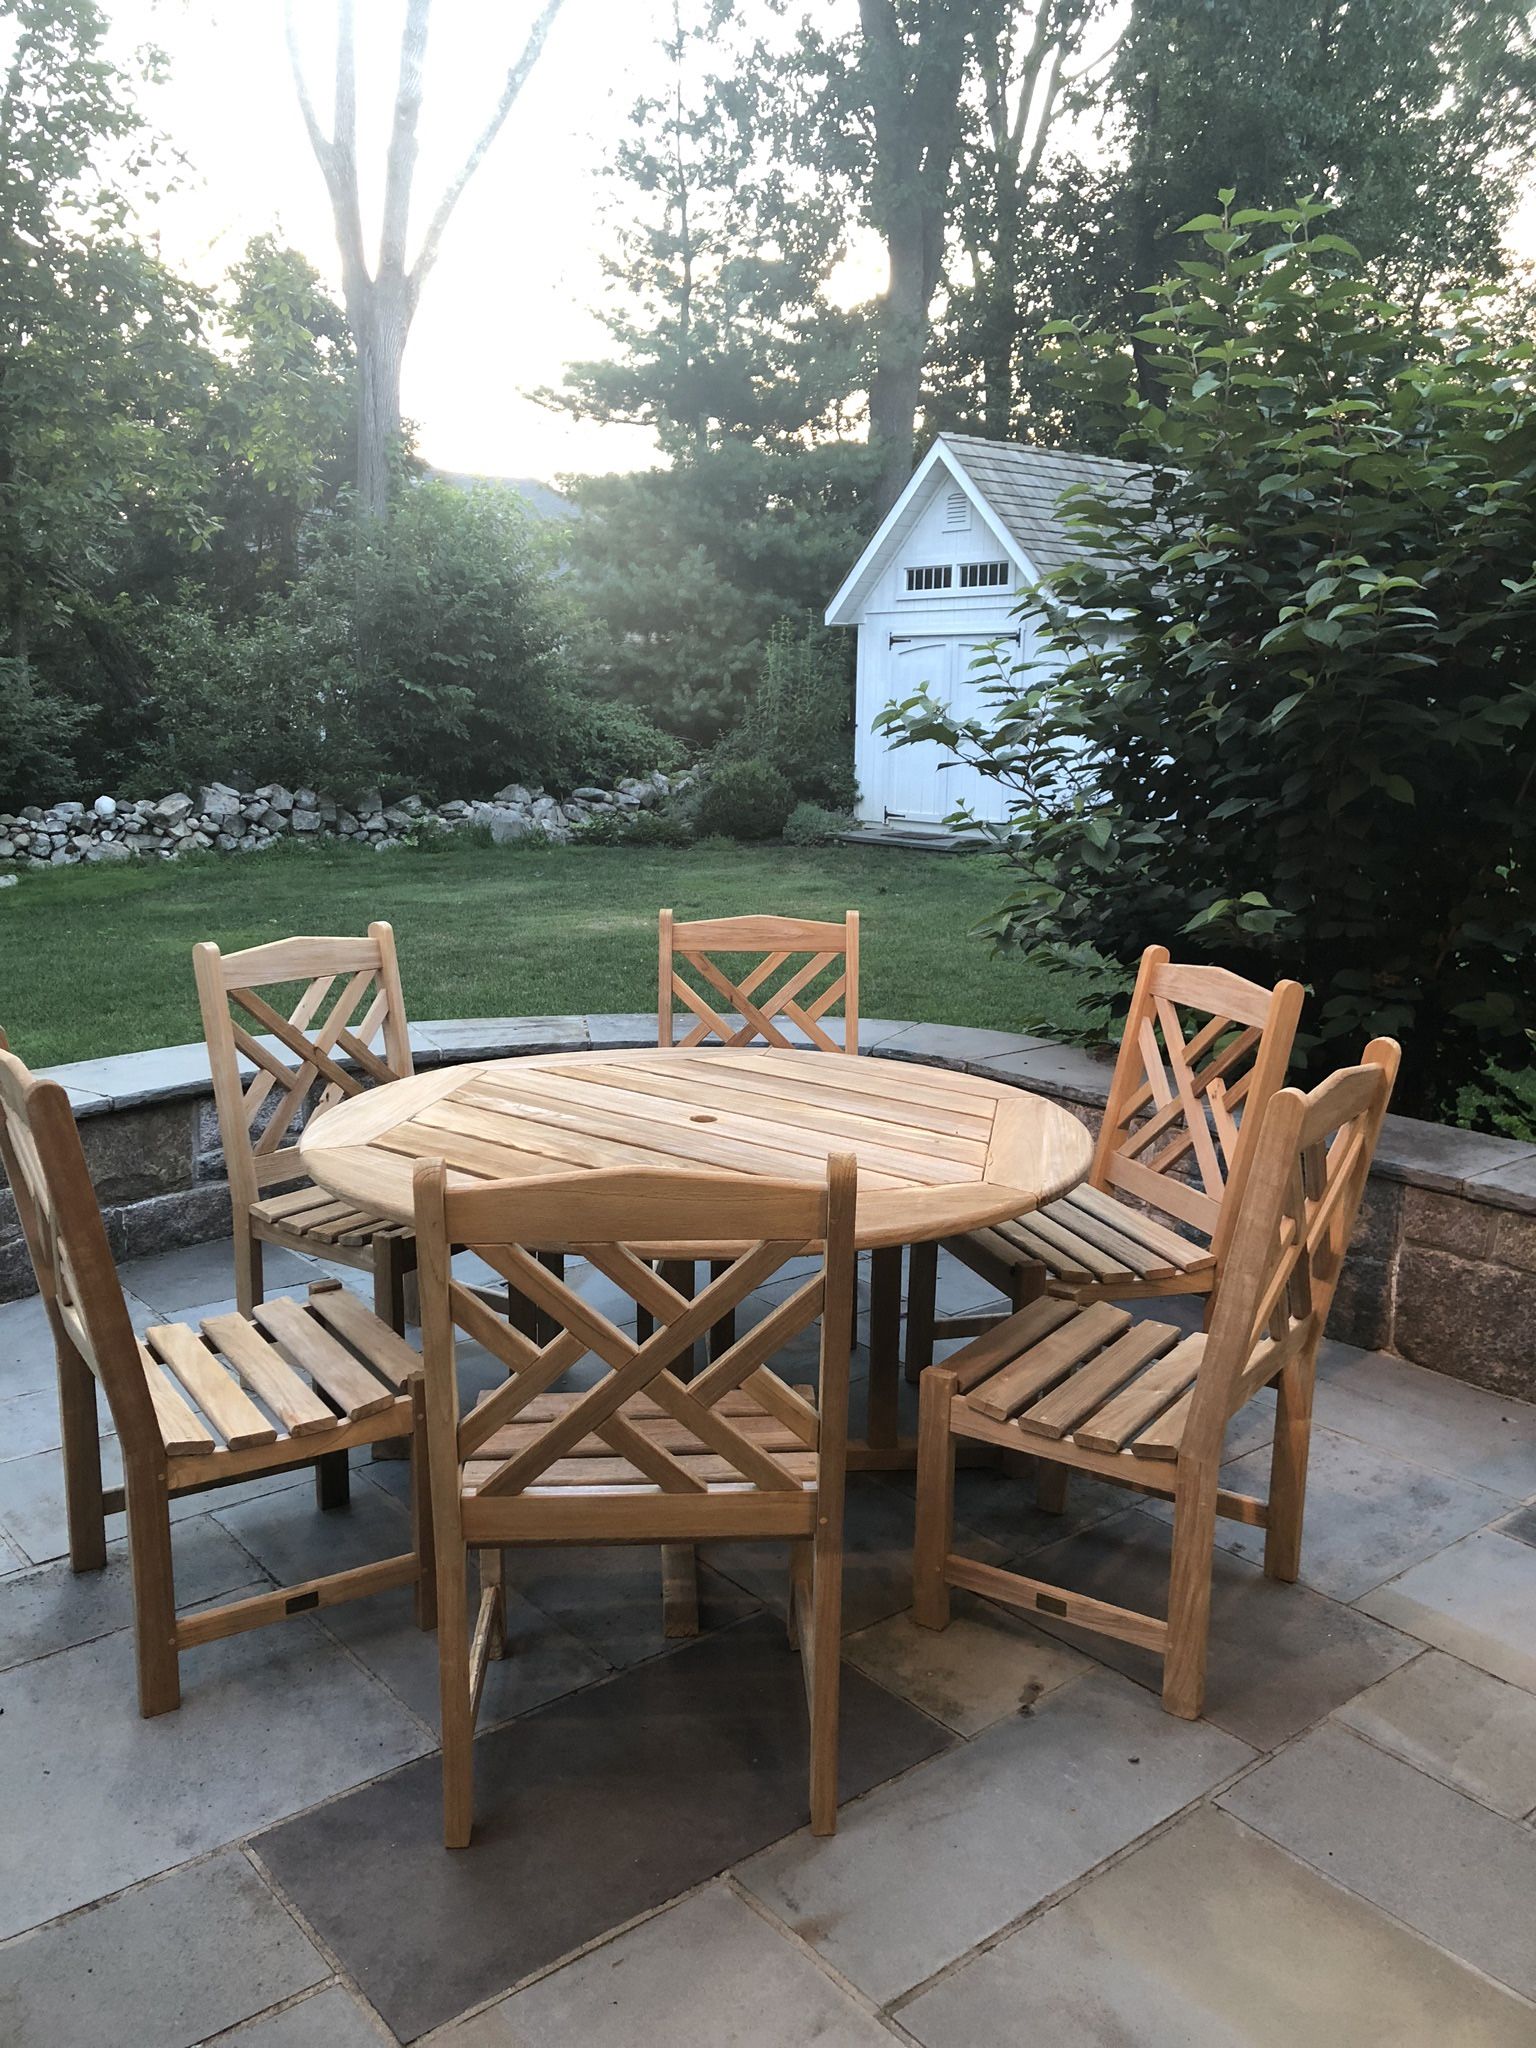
[3,1016,1532,1399]
[0,768,693,871]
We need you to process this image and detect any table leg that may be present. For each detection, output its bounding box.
[656,1261,701,1636]
[866,1245,904,1451]
[904,1237,938,1385]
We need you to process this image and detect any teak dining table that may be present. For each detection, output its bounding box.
[298,1045,1093,1466]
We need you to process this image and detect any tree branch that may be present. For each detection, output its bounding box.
[380,0,431,284]
[286,0,370,296]
[408,0,565,300]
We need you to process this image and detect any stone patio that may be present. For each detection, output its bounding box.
[3,1234,1536,2044]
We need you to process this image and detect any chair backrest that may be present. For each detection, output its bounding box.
[0,1036,159,1456]
[412,1155,857,1518]
[1091,945,1305,1260]
[193,924,413,1212]
[658,910,860,1054]
[1185,1039,1398,1457]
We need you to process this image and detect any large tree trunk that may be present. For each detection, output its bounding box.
[353,294,409,522]
[869,206,939,516]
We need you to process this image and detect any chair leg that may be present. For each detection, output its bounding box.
[124,1462,180,1717]
[480,1546,509,1658]
[437,1535,475,1848]
[904,1238,937,1385]
[661,1542,701,1638]
[787,1538,813,1647]
[807,1522,843,1837]
[234,1224,263,1319]
[912,1367,958,1630]
[57,1338,107,1573]
[1163,1459,1219,1720]
[410,1379,437,1632]
[1035,1461,1070,1515]
[314,1448,350,1510]
[1264,1360,1314,1583]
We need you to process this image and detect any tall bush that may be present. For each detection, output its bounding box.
[881,201,1536,1127]
[135,483,676,800]
[715,617,856,808]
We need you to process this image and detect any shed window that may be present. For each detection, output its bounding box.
[905,564,953,592]
[958,560,1010,589]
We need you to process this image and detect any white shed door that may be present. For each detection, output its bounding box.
[880,634,1011,824]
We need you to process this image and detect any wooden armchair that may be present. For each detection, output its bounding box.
[906,947,1304,1371]
[913,1039,1397,1719]
[414,1154,857,1846]
[0,1036,433,1718]
[194,925,416,1324]
[659,909,860,1054]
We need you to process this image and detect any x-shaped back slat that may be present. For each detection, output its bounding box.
[660,910,859,1056]
[458,1237,820,1496]
[195,927,413,1207]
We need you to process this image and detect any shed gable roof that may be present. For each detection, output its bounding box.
[825,432,1143,625]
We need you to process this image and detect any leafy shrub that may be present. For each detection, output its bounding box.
[0,660,86,810]
[716,618,856,808]
[783,801,853,846]
[547,695,686,792]
[131,483,679,801]
[693,757,795,841]
[573,807,694,848]
[880,199,1536,1128]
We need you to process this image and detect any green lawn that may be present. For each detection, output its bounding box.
[1,838,1093,1069]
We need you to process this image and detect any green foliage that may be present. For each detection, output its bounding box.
[693,757,795,842]
[573,807,694,849]
[881,202,1536,1127]
[715,618,856,808]
[547,694,686,792]
[783,801,853,847]
[0,659,84,809]
[135,484,675,800]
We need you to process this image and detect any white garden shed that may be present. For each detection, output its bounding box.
[826,433,1138,830]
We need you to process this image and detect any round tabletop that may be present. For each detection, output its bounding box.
[298,1046,1091,1251]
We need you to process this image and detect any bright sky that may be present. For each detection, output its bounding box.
[112,0,688,482]
[107,2,1536,489]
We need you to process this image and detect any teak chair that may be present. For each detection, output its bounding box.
[658,909,860,1054]
[194,925,417,1324]
[906,947,1305,1371]
[913,1039,1398,1719]
[414,1154,857,1847]
[0,1035,433,1718]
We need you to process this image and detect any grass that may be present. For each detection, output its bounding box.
[0,837,1094,1070]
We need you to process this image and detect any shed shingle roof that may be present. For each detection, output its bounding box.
[937,434,1144,576]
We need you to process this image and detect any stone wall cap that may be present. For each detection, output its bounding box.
[27,1015,1535,1215]
[1372,1112,1536,1200]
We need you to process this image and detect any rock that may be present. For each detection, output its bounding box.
[338,812,360,834]
[255,783,294,813]
[198,783,243,821]
[83,840,132,863]
[381,805,412,828]
[0,873,16,889]
[357,787,383,816]
[153,792,194,823]
[492,783,533,807]
[486,808,533,844]
[290,809,321,834]
[257,806,287,832]
[48,847,70,865]
[293,787,318,811]
[398,794,425,816]
[570,787,608,805]
[52,800,85,819]
[92,794,117,819]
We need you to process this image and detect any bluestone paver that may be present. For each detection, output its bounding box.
[1335,1650,1536,1818]
[1358,1527,1536,1690]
